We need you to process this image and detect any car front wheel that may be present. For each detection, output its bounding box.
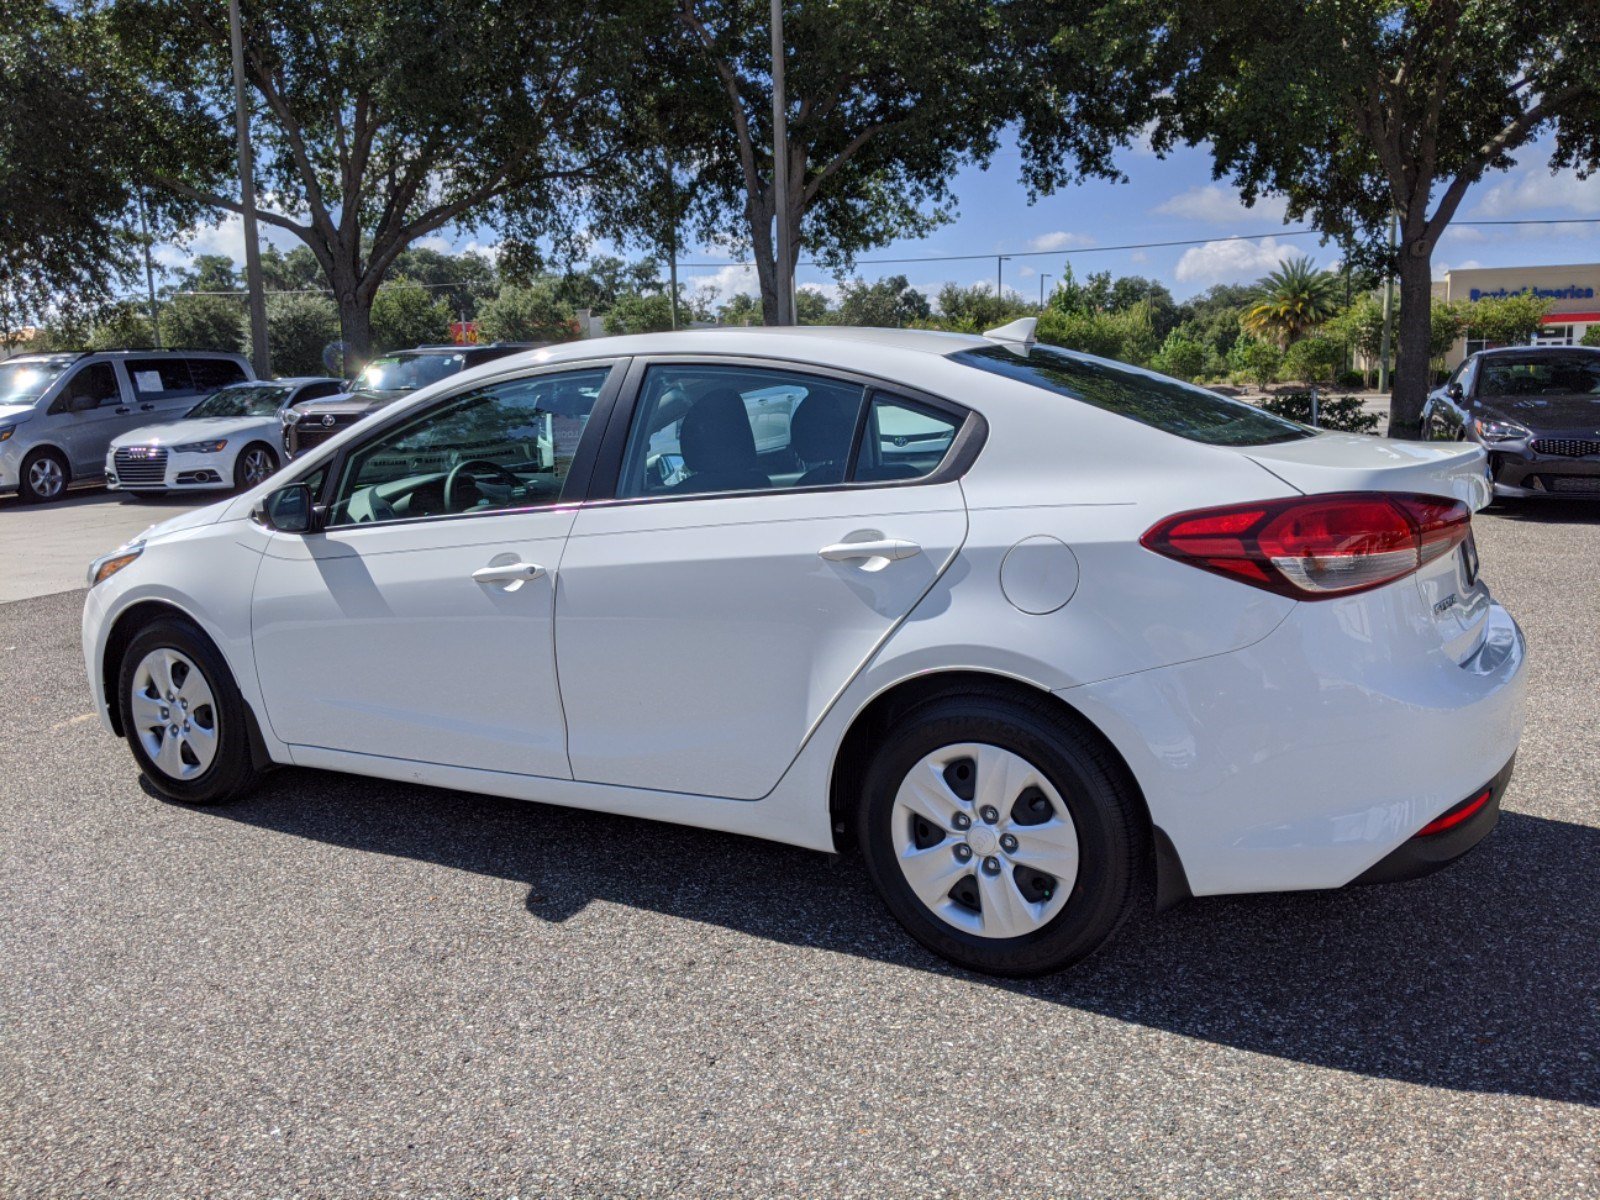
[19,448,68,503]
[117,616,261,805]
[234,443,279,491]
[858,689,1146,976]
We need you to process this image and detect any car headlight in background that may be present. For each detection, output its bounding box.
[1473,417,1532,443]
[87,542,144,588]
[172,439,228,454]
[280,408,300,426]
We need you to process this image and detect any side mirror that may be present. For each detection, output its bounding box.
[1446,382,1464,402]
[255,482,324,534]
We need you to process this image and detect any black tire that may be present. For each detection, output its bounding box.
[18,447,69,503]
[116,615,261,805]
[233,442,279,491]
[857,689,1146,977]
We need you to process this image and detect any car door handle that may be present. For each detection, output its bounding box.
[139,403,155,411]
[472,561,546,585]
[115,406,131,414]
[819,538,921,563]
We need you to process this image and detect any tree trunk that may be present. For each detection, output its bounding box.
[1388,241,1436,439]
[337,293,373,371]
[745,193,781,326]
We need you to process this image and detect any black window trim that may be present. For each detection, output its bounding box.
[288,356,631,533]
[581,352,987,508]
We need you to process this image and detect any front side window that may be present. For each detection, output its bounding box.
[127,358,196,400]
[952,343,1313,446]
[618,365,866,498]
[328,366,608,527]
[60,363,121,409]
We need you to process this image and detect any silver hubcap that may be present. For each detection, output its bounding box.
[129,649,218,780]
[891,743,1079,940]
[28,457,63,497]
[241,449,273,486]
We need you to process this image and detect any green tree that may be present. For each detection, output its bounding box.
[794,287,833,325]
[1325,293,1388,384]
[614,1,1147,324]
[1242,258,1342,346]
[1151,332,1208,381]
[371,280,452,353]
[1048,265,1114,316]
[1137,0,1600,434]
[163,294,246,353]
[1279,333,1344,385]
[934,283,1032,332]
[267,293,340,377]
[387,248,497,320]
[719,293,763,326]
[604,291,676,335]
[1,3,200,331]
[836,275,931,327]
[259,245,325,293]
[1228,336,1284,389]
[168,254,238,297]
[1581,325,1600,348]
[476,281,578,343]
[1107,276,1180,338]
[118,0,634,359]
[85,303,157,350]
[1462,293,1550,348]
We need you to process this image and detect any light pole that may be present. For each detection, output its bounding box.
[229,0,270,376]
[136,191,162,347]
[770,0,794,325]
[1039,272,1052,307]
[996,255,1011,300]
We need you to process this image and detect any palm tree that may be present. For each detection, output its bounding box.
[1242,258,1342,346]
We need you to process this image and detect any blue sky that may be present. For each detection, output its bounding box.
[161,130,1600,307]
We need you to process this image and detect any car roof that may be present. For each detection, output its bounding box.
[1474,344,1600,358]
[483,326,991,367]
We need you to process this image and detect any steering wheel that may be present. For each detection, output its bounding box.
[444,458,522,513]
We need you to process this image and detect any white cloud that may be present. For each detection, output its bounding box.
[414,234,452,254]
[1027,230,1095,251]
[1128,249,1150,264]
[1154,184,1288,225]
[1439,225,1487,244]
[1173,236,1301,285]
[684,262,761,304]
[153,211,300,278]
[1016,265,1036,278]
[1476,167,1600,217]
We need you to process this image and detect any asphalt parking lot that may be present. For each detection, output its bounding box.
[1,494,1597,1197]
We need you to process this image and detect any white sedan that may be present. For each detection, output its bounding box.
[81,323,1525,976]
[106,377,343,495]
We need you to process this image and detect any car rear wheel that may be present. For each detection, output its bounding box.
[234,443,278,491]
[117,616,261,805]
[19,448,68,503]
[858,690,1145,976]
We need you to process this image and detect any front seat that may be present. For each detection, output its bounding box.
[791,392,857,486]
[667,388,771,494]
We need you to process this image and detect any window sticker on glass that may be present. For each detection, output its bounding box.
[134,371,164,392]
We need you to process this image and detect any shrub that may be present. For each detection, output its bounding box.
[1257,391,1379,434]
[371,279,452,353]
[1279,334,1343,386]
[266,293,340,377]
[1151,332,1207,381]
[162,295,246,354]
[1227,336,1283,388]
[477,280,578,343]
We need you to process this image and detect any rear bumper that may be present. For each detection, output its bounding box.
[1350,756,1513,885]
[1061,597,1526,896]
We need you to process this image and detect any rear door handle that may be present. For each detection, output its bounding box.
[139,403,155,411]
[819,538,921,563]
[115,406,131,414]
[472,561,546,585]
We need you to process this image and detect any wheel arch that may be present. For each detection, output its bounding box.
[826,668,1191,910]
[100,599,272,770]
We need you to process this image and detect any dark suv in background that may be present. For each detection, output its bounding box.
[283,343,534,457]
[1423,345,1600,500]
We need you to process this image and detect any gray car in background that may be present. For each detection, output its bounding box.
[0,350,253,502]
[1424,345,1600,499]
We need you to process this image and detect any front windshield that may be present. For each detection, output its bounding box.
[355,353,467,394]
[952,343,1314,446]
[186,384,291,419]
[0,359,71,406]
[1479,356,1600,399]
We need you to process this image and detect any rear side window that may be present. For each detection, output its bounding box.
[188,358,247,392]
[860,396,959,482]
[127,357,196,400]
[952,344,1313,446]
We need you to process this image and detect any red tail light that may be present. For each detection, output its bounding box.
[1140,492,1472,600]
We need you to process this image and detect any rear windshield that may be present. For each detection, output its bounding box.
[1479,355,1600,398]
[951,344,1314,446]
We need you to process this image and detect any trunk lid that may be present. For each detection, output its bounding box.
[1241,433,1493,511]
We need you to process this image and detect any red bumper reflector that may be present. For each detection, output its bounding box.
[1416,788,1492,837]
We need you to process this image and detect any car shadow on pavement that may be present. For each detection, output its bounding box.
[200,768,1599,1108]
[1488,498,1600,524]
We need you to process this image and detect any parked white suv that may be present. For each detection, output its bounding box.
[0,350,253,502]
